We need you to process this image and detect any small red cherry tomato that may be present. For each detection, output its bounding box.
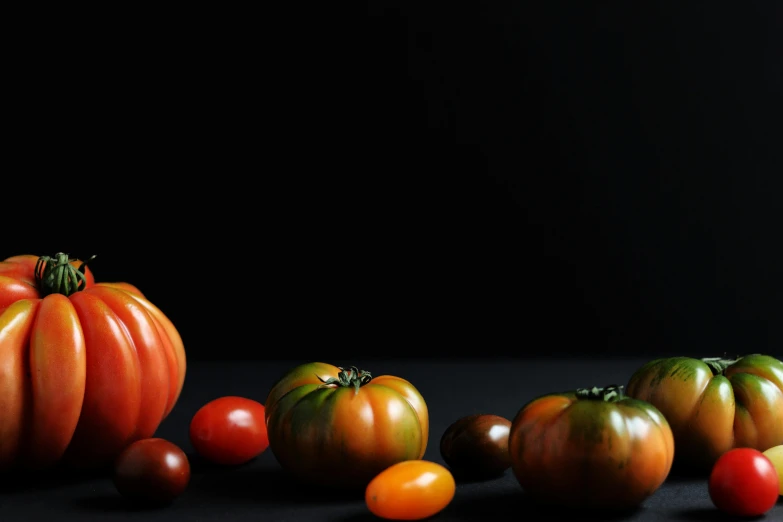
[189,396,269,466]
[365,460,455,520]
[113,438,190,505]
[708,448,779,517]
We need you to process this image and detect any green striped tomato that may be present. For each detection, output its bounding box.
[265,362,429,489]
[508,385,674,509]
[627,354,783,471]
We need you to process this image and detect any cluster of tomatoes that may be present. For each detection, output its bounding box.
[113,358,783,520]
[111,396,269,504]
[258,357,783,519]
[1,254,782,519]
[106,365,473,518]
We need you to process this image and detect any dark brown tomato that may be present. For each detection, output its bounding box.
[440,414,511,479]
[113,438,190,505]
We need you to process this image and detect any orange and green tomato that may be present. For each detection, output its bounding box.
[365,460,455,520]
[0,253,186,471]
[508,385,674,510]
[626,354,783,471]
[264,362,429,489]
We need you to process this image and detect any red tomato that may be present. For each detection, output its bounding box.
[189,396,269,466]
[0,253,186,471]
[365,460,455,520]
[113,438,190,505]
[708,448,779,517]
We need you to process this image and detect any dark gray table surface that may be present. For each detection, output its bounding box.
[1,357,781,521]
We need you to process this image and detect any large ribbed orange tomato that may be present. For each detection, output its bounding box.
[0,253,186,471]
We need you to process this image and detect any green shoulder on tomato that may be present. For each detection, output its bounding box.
[264,362,429,489]
[508,384,674,510]
[626,354,783,471]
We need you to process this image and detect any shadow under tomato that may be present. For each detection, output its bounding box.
[186,452,258,474]
[445,491,643,522]
[672,507,767,521]
[0,464,110,495]
[69,493,176,512]
[189,461,366,505]
[330,512,380,522]
[451,469,510,485]
[665,461,711,482]
[332,490,644,522]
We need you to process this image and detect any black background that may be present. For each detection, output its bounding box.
[4,2,782,362]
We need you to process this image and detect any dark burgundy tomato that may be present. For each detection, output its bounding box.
[440,414,511,479]
[113,438,190,505]
[189,396,269,466]
[708,448,779,517]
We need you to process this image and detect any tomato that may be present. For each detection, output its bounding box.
[365,460,455,520]
[113,438,191,505]
[440,414,511,479]
[0,253,186,471]
[508,385,674,510]
[265,362,429,489]
[762,445,783,495]
[189,396,268,466]
[708,448,779,517]
[626,354,783,471]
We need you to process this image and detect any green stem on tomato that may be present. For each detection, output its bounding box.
[317,366,373,395]
[701,356,742,376]
[575,385,624,402]
[34,252,95,297]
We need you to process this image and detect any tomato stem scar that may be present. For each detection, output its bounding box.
[317,366,373,395]
[575,385,624,402]
[34,252,96,297]
[700,356,742,376]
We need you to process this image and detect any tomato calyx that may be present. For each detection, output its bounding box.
[575,385,624,402]
[317,366,372,395]
[34,252,96,297]
[700,356,742,376]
